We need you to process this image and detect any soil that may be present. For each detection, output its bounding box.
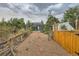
[16,32,71,56]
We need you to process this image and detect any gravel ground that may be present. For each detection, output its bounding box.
[16,32,71,56]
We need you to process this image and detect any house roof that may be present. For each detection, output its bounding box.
[58,22,75,31]
[32,22,43,27]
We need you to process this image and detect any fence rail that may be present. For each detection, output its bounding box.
[0,31,29,56]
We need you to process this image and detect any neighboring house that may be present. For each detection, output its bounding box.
[58,22,75,31]
[53,22,75,31]
[32,22,43,31]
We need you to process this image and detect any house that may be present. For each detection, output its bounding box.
[32,22,43,31]
[53,22,75,31]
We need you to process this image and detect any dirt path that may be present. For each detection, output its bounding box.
[16,32,71,56]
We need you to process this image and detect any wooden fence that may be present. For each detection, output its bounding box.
[0,31,29,56]
[53,31,79,55]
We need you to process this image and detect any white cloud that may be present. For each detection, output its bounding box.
[0,3,67,22]
[55,13,64,21]
[54,4,63,8]
[68,3,79,8]
[20,4,40,13]
[46,3,63,11]
[6,3,40,17]
[29,15,47,23]
[0,3,79,23]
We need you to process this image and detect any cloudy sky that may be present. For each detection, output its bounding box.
[0,3,79,23]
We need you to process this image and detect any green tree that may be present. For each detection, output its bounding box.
[6,18,26,33]
[26,20,33,31]
[44,15,59,34]
[17,18,26,29]
[1,18,7,26]
[64,6,79,28]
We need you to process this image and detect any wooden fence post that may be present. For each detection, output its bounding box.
[10,38,16,56]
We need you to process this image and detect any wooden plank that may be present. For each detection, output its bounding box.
[53,31,79,55]
[0,31,28,56]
